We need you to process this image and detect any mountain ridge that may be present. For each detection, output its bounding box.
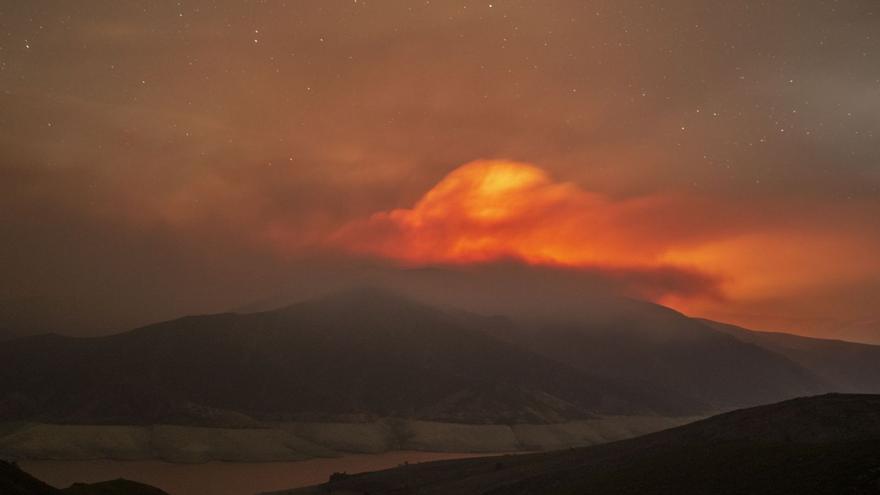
[0,289,694,425]
[2,288,879,429]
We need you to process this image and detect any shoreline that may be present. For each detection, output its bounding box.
[0,415,698,463]
[19,451,509,495]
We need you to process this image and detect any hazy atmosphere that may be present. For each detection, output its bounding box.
[2,0,879,342]
[4,3,880,495]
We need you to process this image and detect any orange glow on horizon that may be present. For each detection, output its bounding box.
[326,159,880,337]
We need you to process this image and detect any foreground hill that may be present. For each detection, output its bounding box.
[0,460,167,495]
[276,393,880,495]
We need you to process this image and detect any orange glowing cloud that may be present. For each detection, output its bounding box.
[333,159,703,270]
[313,159,880,339]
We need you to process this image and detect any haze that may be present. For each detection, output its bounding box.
[1,1,879,342]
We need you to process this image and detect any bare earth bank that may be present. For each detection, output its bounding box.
[0,416,698,463]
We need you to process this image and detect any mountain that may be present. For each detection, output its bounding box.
[275,393,880,495]
[0,288,690,425]
[482,299,828,411]
[702,319,880,393]
[2,288,878,427]
[0,461,167,495]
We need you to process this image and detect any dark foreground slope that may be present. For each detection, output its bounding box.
[0,461,167,495]
[0,289,693,425]
[61,479,169,495]
[0,460,56,495]
[278,394,880,495]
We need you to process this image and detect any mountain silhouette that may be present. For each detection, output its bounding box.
[3,288,879,426]
[0,288,689,425]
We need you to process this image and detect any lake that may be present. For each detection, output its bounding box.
[20,451,495,495]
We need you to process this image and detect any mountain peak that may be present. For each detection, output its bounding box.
[313,285,419,307]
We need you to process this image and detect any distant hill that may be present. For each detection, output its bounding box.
[702,319,880,393]
[482,299,830,411]
[277,393,880,495]
[3,288,880,427]
[0,461,167,495]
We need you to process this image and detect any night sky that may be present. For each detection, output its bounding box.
[1,1,879,342]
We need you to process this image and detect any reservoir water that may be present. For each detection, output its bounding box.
[20,451,494,495]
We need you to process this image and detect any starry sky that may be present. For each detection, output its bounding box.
[1,1,879,342]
